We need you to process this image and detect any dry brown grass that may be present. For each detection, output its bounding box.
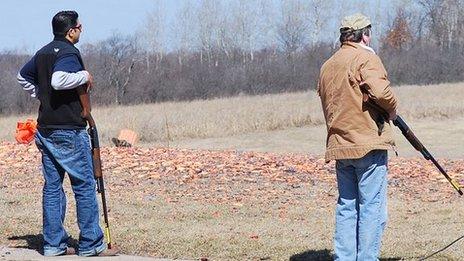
[394,82,464,119]
[1,82,463,144]
[3,175,464,260]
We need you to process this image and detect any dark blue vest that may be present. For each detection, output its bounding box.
[35,37,86,129]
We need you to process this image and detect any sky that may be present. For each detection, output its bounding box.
[1,0,397,54]
[1,0,175,53]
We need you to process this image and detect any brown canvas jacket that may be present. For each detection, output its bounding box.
[318,42,398,162]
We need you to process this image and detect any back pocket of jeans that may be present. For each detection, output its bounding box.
[52,133,75,157]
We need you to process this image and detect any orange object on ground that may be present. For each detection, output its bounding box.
[15,119,37,144]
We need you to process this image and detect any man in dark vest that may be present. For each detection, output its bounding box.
[17,10,118,257]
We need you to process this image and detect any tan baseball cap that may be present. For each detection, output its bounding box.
[340,13,371,30]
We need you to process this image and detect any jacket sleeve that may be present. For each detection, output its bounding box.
[17,56,38,98]
[359,54,398,114]
[51,53,89,90]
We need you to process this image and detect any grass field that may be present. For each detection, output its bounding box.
[169,116,464,159]
[4,190,464,260]
[2,145,464,260]
[1,83,464,260]
[1,82,464,146]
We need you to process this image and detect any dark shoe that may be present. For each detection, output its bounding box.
[96,245,120,256]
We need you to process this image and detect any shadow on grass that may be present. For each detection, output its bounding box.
[290,249,403,261]
[8,234,43,253]
[7,234,78,254]
[290,249,332,261]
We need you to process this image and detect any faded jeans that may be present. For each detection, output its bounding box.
[333,150,388,261]
[35,128,105,256]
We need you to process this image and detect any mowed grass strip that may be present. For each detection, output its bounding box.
[1,82,463,143]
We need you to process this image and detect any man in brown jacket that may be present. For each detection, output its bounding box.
[318,13,398,260]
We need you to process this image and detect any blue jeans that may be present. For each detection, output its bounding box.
[334,150,388,261]
[35,128,106,256]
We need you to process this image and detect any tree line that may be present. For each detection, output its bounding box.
[1,0,463,115]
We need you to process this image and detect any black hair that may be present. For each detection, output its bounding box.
[339,25,371,44]
[52,11,79,37]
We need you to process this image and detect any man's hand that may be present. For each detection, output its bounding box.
[362,93,369,102]
[389,111,397,121]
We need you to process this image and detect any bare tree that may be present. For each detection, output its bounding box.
[276,0,310,55]
[96,33,140,105]
[176,0,199,66]
[229,0,265,62]
[418,0,464,49]
[143,0,166,70]
[197,0,222,65]
[308,0,333,46]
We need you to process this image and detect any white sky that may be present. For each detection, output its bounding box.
[1,0,397,53]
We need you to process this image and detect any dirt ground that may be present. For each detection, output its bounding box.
[165,117,464,160]
[0,246,167,261]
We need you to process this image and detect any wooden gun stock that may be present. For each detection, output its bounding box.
[392,116,427,157]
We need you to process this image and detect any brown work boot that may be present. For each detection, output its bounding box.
[96,245,120,256]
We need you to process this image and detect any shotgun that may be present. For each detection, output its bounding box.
[77,86,113,248]
[365,97,463,195]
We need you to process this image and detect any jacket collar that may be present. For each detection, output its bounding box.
[342,41,375,54]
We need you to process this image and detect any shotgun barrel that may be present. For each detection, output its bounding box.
[392,115,463,195]
[365,99,462,195]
